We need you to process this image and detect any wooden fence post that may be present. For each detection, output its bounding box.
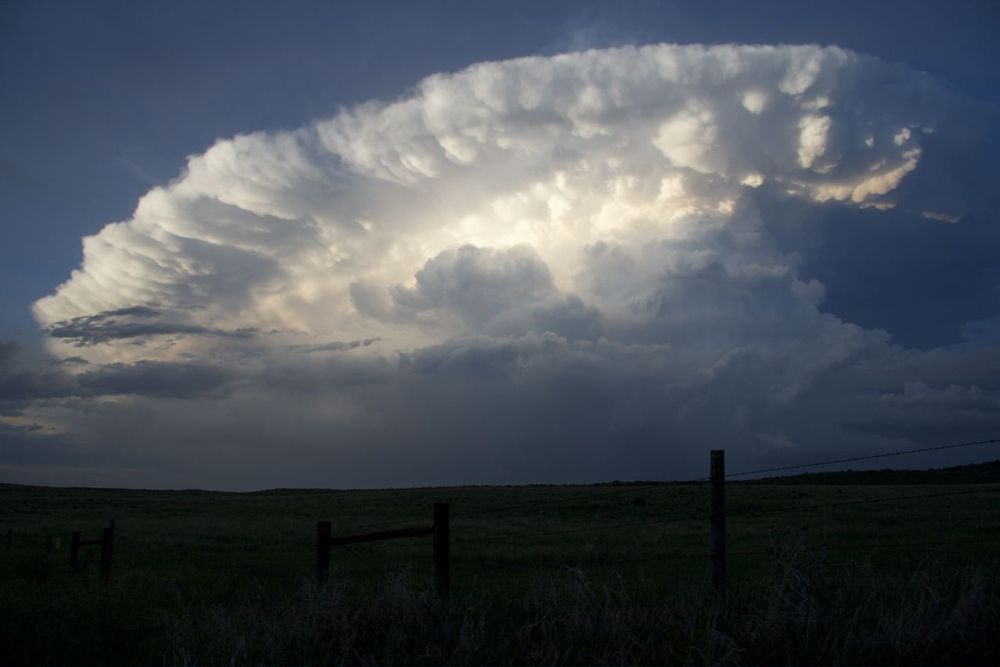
[317,520,331,585]
[709,449,726,593]
[433,502,450,599]
[69,530,81,568]
[99,519,115,579]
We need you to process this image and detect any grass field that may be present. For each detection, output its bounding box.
[2,476,1000,664]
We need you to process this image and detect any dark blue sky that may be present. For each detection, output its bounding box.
[2,0,998,344]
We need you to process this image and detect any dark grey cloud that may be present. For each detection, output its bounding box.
[2,331,998,490]
[807,206,999,349]
[0,418,154,489]
[759,210,999,350]
[1,340,237,403]
[56,356,90,366]
[0,341,77,403]
[752,104,1000,350]
[390,245,603,340]
[289,337,380,353]
[44,307,257,346]
[392,245,555,322]
[76,361,237,399]
[0,421,93,467]
[0,341,16,365]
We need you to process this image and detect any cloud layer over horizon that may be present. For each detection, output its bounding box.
[4,44,999,489]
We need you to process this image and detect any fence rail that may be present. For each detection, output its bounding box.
[317,502,450,597]
[328,524,433,546]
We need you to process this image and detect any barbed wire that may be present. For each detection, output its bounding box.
[340,544,382,577]
[721,536,1000,558]
[349,481,705,533]
[726,485,1000,519]
[725,437,1000,479]
[487,486,1000,546]
[345,437,1000,535]
[543,535,1000,567]
[9,435,1000,582]
[318,473,1000,551]
[350,436,1000,532]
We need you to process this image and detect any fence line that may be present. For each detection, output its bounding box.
[7,435,999,593]
[347,436,1000,534]
[495,489,995,543]
[466,444,1000,591]
[488,437,1000,551]
[348,460,1000,561]
[327,445,1000,594]
[431,435,1000,522]
[350,480,709,533]
[444,485,1000,546]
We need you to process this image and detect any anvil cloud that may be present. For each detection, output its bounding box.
[4,44,998,489]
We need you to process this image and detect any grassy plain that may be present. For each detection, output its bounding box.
[2,476,999,664]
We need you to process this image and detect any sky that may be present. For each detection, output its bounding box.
[1,1,999,490]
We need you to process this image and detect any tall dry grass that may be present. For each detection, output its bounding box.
[159,533,1000,665]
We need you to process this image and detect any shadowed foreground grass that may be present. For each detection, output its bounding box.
[2,480,999,664]
[3,535,998,665]
[164,537,1000,666]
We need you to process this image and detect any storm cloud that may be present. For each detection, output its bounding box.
[5,44,998,489]
[43,306,258,346]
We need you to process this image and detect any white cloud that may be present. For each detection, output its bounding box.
[654,104,719,172]
[34,44,949,348]
[741,90,767,115]
[797,114,831,169]
[9,43,998,487]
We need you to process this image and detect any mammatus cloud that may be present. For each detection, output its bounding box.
[4,44,998,489]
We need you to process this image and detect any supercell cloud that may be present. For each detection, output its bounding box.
[5,44,999,488]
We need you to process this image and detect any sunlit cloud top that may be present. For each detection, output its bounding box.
[34,45,951,355]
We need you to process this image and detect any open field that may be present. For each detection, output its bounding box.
[2,475,1000,664]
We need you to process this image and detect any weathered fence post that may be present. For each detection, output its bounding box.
[99,519,115,579]
[69,530,81,568]
[709,449,726,593]
[316,520,331,585]
[433,502,450,599]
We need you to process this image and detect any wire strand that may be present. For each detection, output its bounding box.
[340,544,382,577]
[726,437,1000,479]
[727,485,1000,519]
[723,536,1000,558]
